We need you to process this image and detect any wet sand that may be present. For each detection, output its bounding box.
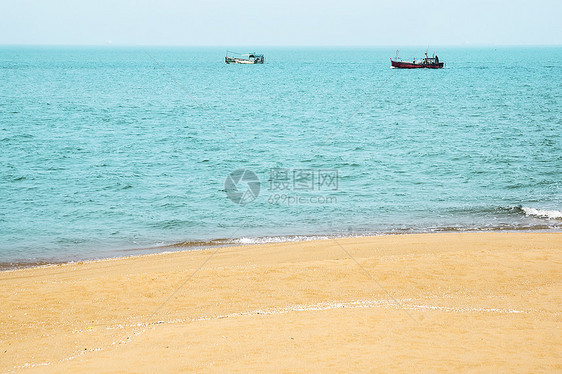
[1,232,561,372]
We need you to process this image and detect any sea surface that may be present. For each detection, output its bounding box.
[1,46,561,268]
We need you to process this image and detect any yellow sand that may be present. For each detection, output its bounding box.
[1,232,561,373]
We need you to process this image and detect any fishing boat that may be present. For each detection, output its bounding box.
[390,50,444,69]
[225,51,265,64]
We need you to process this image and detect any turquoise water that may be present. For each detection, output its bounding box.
[1,46,561,267]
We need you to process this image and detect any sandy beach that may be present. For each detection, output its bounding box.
[1,232,561,372]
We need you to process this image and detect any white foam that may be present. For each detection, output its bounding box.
[233,235,331,245]
[521,206,562,220]
[14,299,530,372]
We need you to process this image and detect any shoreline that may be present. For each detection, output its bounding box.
[2,227,561,272]
[1,231,561,372]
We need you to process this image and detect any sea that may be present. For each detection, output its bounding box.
[1,46,561,268]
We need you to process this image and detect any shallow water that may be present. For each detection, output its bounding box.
[1,46,561,266]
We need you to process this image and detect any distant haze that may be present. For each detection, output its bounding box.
[1,0,561,46]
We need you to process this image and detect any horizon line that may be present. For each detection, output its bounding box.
[1,43,561,48]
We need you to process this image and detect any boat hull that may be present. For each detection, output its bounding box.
[390,59,444,69]
[225,57,263,64]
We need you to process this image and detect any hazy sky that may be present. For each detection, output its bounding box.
[1,0,561,46]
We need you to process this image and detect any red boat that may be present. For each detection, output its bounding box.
[390,51,444,69]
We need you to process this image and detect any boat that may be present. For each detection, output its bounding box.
[390,50,444,69]
[225,51,264,64]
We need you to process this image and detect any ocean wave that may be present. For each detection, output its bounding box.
[521,207,562,220]
[155,235,337,249]
[232,235,332,245]
[449,205,562,222]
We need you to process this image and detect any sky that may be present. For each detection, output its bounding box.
[0,0,561,46]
